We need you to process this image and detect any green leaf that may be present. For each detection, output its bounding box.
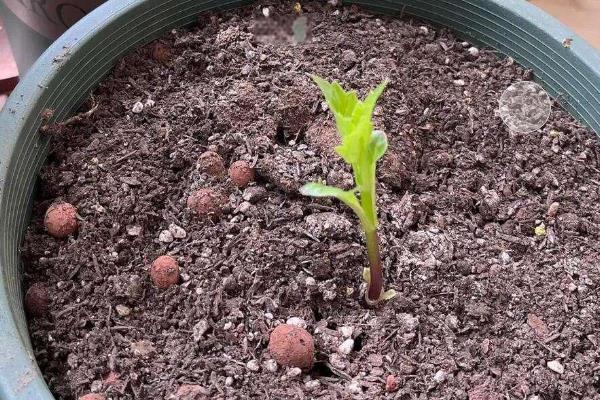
[300,182,373,230]
[300,182,358,205]
[362,80,388,116]
[369,130,388,162]
[310,75,360,124]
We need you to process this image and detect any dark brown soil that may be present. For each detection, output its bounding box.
[23,2,600,399]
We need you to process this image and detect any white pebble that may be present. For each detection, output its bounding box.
[223,321,233,330]
[305,380,321,391]
[264,312,273,320]
[338,338,354,355]
[305,277,316,286]
[262,7,270,17]
[433,370,447,383]
[115,304,131,316]
[547,360,564,374]
[225,376,234,386]
[287,367,302,377]
[419,26,429,35]
[286,317,307,329]
[158,230,174,243]
[193,320,209,342]
[467,46,480,57]
[453,79,465,86]
[127,225,142,236]
[347,380,363,394]
[339,326,354,338]
[445,314,459,330]
[131,101,144,113]
[237,201,252,215]
[568,282,578,292]
[246,359,260,372]
[264,359,278,373]
[168,223,187,239]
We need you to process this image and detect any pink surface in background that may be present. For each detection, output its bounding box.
[0,15,19,109]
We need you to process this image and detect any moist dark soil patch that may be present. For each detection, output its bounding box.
[22,2,600,399]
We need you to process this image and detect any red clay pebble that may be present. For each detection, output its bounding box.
[150,256,179,289]
[103,371,121,386]
[151,41,171,63]
[78,394,106,400]
[187,188,228,218]
[172,384,210,399]
[228,160,255,187]
[44,202,78,238]
[198,151,225,176]
[24,283,49,318]
[385,374,398,392]
[268,324,314,369]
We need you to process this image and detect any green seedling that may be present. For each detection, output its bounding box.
[300,76,396,304]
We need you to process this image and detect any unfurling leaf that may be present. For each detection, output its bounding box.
[369,130,388,162]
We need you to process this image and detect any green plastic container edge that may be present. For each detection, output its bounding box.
[1,0,599,398]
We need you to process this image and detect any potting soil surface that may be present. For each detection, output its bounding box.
[23,2,600,399]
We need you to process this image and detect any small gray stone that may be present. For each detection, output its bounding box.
[341,49,358,69]
[264,359,278,373]
[347,380,363,394]
[445,314,459,330]
[305,380,321,392]
[236,201,253,215]
[433,370,447,384]
[246,359,260,372]
[338,338,354,355]
[339,326,354,338]
[168,223,187,239]
[242,186,267,203]
[467,46,480,57]
[127,225,142,236]
[159,230,174,243]
[286,317,307,329]
[132,101,144,113]
[115,304,131,317]
[547,360,564,374]
[193,320,209,342]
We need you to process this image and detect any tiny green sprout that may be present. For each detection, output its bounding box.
[300,75,396,305]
